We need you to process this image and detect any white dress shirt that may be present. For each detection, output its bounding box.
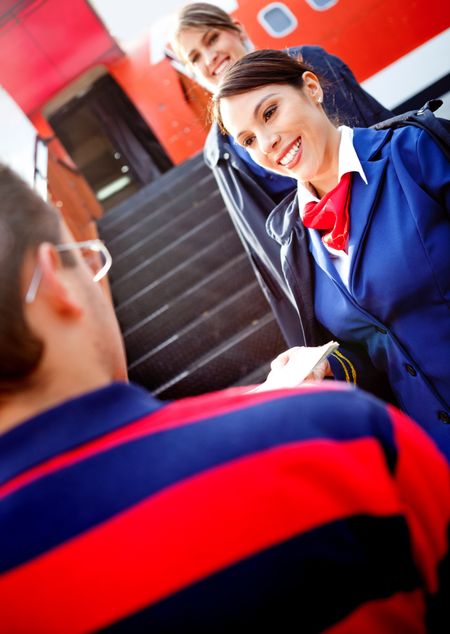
[297,126,368,286]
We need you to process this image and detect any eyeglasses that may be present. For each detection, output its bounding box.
[25,239,112,304]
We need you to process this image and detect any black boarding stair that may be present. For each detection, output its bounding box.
[98,153,286,400]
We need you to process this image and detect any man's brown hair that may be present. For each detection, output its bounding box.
[0,165,67,393]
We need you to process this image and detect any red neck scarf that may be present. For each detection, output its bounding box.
[301,172,352,252]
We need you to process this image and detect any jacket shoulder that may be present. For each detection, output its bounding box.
[266,189,300,243]
[289,45,339,71]
[383,124,448,185]
[204,122,232,168]
[288,44,330,59]
[358,125,429,159]
[353,125,435,160]
[353,125,446,191]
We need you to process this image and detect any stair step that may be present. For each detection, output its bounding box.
[114,230,244,320]
[99,153,207,237]
[110,189,225,279]
[128,282,270,386]
[148,315,286,400]
[233,363,272,388]
[98,150,286,400]
[123,253,259,358]
[106,173,217,253]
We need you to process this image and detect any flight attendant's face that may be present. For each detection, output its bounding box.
[177,26,248,92]
[219,74,341,196]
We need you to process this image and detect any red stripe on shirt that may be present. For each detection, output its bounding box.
[0,437,400,633]
[388,405,450,594]
[323,589,426,634]
[0,383,349,500]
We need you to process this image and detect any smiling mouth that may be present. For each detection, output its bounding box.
[212,58,231,76]
[277,137,302,168]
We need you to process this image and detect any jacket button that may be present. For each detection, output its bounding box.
[438,411,450,424]
[404,364,417,377]
[223,152,230,159]
[375,326,387,334]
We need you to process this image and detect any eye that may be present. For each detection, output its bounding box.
[207,31,219,45]
[242,135,255,148]
[190,52,200,65]
[263,105,277,122]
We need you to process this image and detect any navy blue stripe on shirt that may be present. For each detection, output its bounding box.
[100,514,420,633]
[0,390,397,573]
[0,383,163,485]
[425,524,450,633]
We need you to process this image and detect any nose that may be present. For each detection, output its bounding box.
[259,132,280,156]
[204,48,218,70]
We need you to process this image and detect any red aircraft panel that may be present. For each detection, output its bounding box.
[0,0,122,114]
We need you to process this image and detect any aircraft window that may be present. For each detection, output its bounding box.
[257,3,298,37]
[305,0,338,10]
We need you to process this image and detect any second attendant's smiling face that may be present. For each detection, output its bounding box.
[219,75,340,193]
[177,26,248,92]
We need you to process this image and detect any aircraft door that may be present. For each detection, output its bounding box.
[49,74,173,211]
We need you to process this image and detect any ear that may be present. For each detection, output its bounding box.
[232,19,248,41]
[301,71,324,105]
[36,243,83,318]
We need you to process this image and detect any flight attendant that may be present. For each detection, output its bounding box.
[213,49,450,458]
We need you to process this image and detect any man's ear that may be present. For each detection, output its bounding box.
[301,71,323,104]
[36,243,83,317]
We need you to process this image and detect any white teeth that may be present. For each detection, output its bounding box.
[279,138,301,166]
[213,59,230,76]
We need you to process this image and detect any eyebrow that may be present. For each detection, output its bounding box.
[236,93,279,140]
[187,29,212,62]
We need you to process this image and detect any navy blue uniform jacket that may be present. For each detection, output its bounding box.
[204,45,393,346]
[267,125,450,458]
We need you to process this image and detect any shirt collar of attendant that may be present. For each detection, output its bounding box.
[296,125,368,209]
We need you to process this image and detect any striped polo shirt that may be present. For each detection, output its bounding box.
[0,381,448,632]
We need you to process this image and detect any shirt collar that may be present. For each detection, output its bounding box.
[297,125,368,209]
[0,382,165,485]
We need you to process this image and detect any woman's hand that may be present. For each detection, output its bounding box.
[268,346,334,385]
[248,345,336,393]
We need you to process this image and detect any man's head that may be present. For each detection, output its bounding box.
[0,164,127,424]
[171,2,252,92]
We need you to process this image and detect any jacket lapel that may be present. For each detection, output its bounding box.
[348,128,391,284]
[299,128,391,287]
[308,229,340,280]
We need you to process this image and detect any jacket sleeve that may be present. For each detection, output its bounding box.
[328,342,398,405]
[296,45,393,127]
[205,147,307,347]
[415,128,450,213]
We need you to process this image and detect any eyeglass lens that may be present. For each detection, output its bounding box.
[80,247,106,278]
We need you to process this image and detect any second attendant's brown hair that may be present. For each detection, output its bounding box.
[171,2,241,62]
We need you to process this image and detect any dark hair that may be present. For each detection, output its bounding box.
[212,49,319,132]
[0,164,71,394]
[171,2,241,62]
